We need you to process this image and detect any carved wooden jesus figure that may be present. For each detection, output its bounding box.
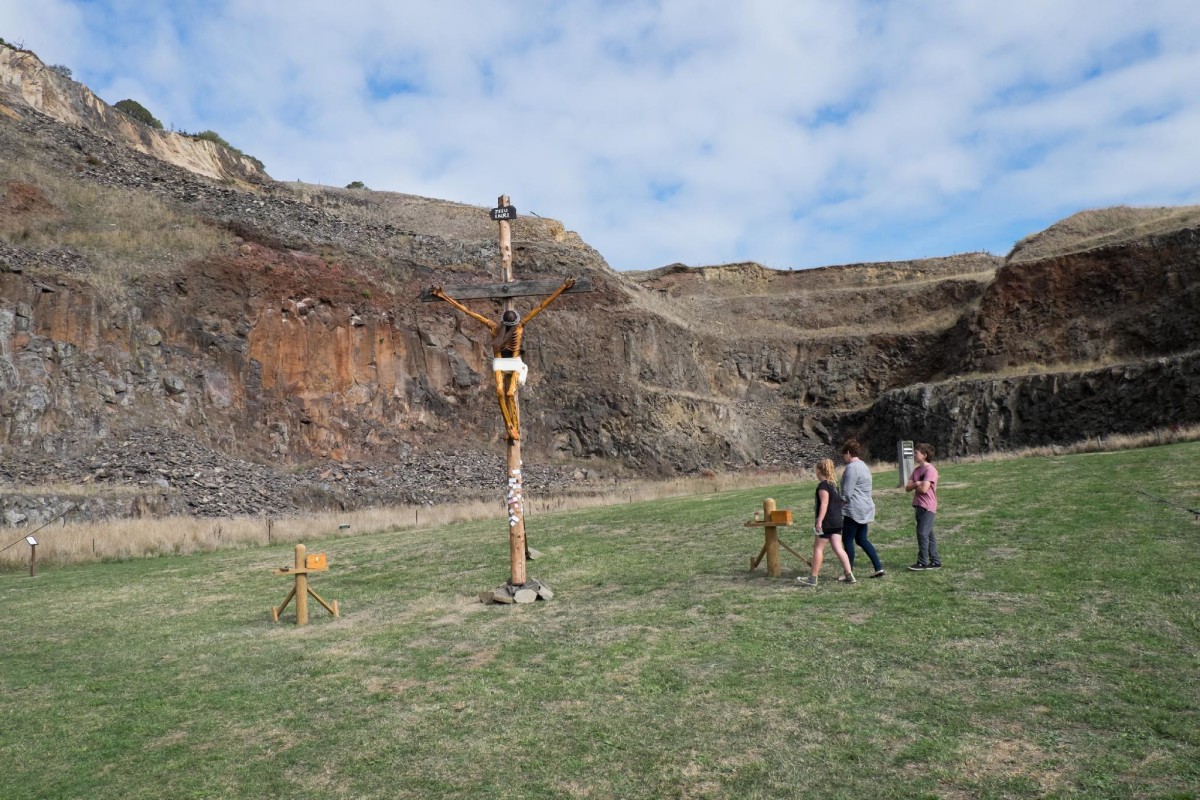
[430,278,575,440]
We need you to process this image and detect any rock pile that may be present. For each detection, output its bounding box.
[479,578,554,605]
[1,427,598,522]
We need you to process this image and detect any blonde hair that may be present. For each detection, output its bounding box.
[815,458,836,482]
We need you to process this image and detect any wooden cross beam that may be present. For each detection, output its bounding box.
[419,278,592,303]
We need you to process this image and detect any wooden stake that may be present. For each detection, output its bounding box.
[507,439,526,586]
[294,544,309,626]
[498,194,513,283]
[750,542,768,571]
[776,538,813,568]
[29,542,36,578]
[762,498,781,578]
[271,586,295,623]
[307,588,339,617]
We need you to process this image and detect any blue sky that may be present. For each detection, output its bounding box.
[3,1,1199,271]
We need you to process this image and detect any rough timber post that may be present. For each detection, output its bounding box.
[497,195,528,587]
[294,543,309,625]
[762,498,781,578]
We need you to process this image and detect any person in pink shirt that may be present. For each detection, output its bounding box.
[905,442,941,570]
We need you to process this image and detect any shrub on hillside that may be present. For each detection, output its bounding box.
[195,130,232,148]
[114,99,164,130]
[193,130,266,173]
[49,64,73,79]
[346,181,368,190]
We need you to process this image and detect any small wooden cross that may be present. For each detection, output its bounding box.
[745,498,808,577]
[271,543,339,625]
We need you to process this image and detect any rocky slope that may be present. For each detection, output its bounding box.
[2,44,1199,524]
[0,46,266,185]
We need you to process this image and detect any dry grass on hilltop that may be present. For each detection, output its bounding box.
[1008,204,1200,264]
[0,160,231,297]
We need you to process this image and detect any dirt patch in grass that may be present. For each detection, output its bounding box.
[448,642,501,670]
[363,676,421,696]
[551,779,604,798]
[938,637,1014,656]
[431,594,493,627]
[985,546,1021,559]
[957,734,1069,794]
[146,729,190,750]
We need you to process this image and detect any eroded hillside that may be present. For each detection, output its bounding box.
[2,44,1199,522]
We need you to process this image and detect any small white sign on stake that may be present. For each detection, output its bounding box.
[25,536,37,546]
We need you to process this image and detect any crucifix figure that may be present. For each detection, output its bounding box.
[423,195,591,590]
[429,277,575,441]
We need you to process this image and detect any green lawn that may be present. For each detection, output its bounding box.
[2,443,1198,799]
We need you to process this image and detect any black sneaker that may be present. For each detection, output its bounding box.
[907,563,930,571]
[870,569,886,578]
[928,562,942,569]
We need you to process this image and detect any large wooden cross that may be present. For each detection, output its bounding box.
[422,195,592,587]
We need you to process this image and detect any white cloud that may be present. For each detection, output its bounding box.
[3,0,1199,270]
[0,0,87,64]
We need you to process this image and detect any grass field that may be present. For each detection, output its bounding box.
[1,443,1198,799]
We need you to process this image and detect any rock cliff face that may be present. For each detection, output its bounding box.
[962,227,1200,371]
[2,44,1199,520]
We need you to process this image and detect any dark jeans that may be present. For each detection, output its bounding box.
[842,517,882,572]
[915,507,939,566]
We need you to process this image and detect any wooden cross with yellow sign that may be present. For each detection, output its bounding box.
[744,498,810,577]
[271,543,339,625]
[422,195,591,588]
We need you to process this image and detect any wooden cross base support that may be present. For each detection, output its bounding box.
[480,578,554,605]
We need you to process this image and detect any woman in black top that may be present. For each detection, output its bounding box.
[797,458,856,586]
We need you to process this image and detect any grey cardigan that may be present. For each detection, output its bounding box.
[840,459,876,523]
